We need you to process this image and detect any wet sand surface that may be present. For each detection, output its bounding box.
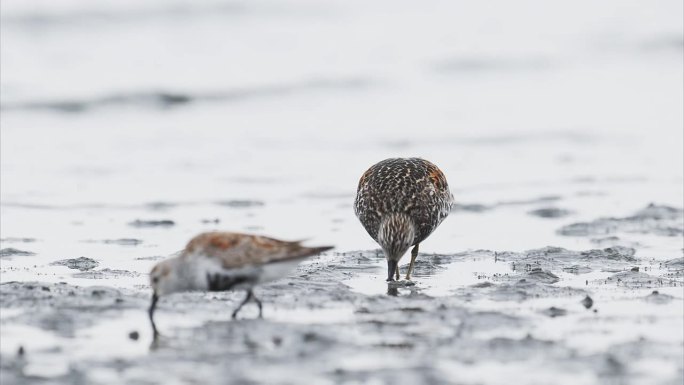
[1,0,683,384]
[1,204,682,385]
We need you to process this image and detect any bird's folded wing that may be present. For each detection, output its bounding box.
[184,232,332,269]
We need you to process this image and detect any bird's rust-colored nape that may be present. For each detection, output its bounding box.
[426,162,449,191]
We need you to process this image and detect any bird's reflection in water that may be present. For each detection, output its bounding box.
[387,286,399,296]
[386,280,416,296]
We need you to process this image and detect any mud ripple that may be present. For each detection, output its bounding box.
[558,204,684,237]
[50,257,99,271]
[0,248,35,258]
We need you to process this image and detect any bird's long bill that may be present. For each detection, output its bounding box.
[149,293,159,337]
[386,259,398,281]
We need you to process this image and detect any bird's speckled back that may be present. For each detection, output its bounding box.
[354,158,453,247]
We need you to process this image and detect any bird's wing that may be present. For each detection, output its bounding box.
[183,232,333,269]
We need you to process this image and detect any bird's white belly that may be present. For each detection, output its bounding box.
[256,259,302,284]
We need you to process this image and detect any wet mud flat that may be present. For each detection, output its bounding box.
[2,0,682,383]
[1,224,682,385]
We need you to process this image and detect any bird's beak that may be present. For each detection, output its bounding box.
[149,292,159,338]
[386,259,398,282]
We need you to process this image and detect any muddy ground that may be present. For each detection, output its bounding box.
[1,204,682,385]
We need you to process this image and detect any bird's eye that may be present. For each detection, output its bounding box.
[152,277,159,284]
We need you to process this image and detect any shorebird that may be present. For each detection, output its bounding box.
[354,158,453,281]
[148,232,332,336]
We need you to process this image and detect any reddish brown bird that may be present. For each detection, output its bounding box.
[354,158,453,281]
[149,232,332,336]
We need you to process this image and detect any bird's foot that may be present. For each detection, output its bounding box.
[388,279,415,288]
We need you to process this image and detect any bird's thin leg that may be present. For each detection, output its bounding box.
[252,291,263,318]
[149,293,159,338]
[406,243,420,280]
[395,264,400,281]
[232,290,254,319]
[386,259,398,282]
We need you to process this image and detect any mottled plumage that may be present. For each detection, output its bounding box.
[354,158,453,281]
[149,232,332,336]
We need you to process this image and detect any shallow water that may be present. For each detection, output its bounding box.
[1,0,683,384]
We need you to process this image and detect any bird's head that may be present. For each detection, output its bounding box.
[150,259,176,296]
[378,213,415,278]
[149,257,185,297]
[148,256,187,337]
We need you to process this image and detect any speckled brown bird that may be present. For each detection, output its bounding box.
[354,158,453,281]
[149,232,332,336]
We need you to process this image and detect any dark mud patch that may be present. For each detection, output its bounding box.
[499,195,562,206]
[73,269,142,279]
[452,195,563,213]
[661,257,684,271]
[528,207,572,218]
[600,271,680,289]
[497,246,636,274]
[214,200,264,208]
[407,254,452,277]
[524,268,560,284]
[541,306,568,317]
[590,236,641,248]
[487,280,586,302]
[128,219,175,228]
[0,248,35,258]
[134,255,166,261]
[50,257,99,271]
[83,239,144,246]
[0,238,37,243]
[1,78,372,113]
[144,201,180,211]
[452,203,491,213]
[643,290,675,304]
[558,203,684,237]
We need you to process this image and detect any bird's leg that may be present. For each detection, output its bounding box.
[252,291,263,318]
[395,263,400,281]
[232,290,254,319]
[405,243,420,280]
[149,293,159,338]
[386,259,398,282]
